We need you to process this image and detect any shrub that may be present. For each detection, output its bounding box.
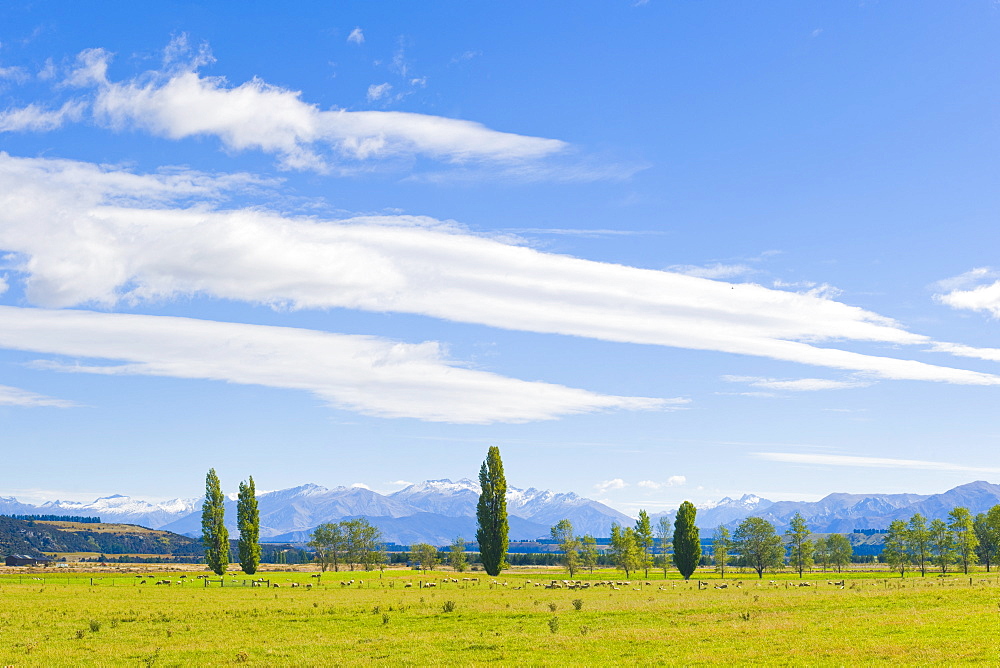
[442,600,457,613]
[572,599,583,611]
[548,616,560,633]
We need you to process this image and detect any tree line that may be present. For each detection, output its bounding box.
[1,514,101,523]
[201,453,1000,579]
[879,507,1000,576]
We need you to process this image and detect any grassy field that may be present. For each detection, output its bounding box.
[2,566,1000,666]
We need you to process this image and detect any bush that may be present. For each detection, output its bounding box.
[442,600,457,613]
[572,599,583,611]
[548,616,560,633]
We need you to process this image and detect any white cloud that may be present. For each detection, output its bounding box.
[667,263,753,280]
[754,452,1000,474]
[386,480,413,488]
[0,65,29,83]
[724,375,871,392]
[3,154,1000,387]
[929,342,1000,363]
[0,100,85,132]
[0,274,6,295]
[0,384,76,408]
[350,482,372,490]
[934,268,1000,318]
[367,82,392,102]
[637,475,686,490]
[0,306,666,424]
[450,51,481,65]
[347,28,365,45]
[595,478,627,494]
[39,45,564,171]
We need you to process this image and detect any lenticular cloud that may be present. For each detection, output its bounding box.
[1,153,999,387]
[0,306,670,423]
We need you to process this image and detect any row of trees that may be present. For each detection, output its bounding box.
[549,501,703,580]
[307,519,386,572]
[201,469,261,576]
[880,507,1000,576]
[207,454,1000,580]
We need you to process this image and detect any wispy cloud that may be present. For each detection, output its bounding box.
[934,267,1000,318]
[0,40,567,173]
[0,384,76,408]
[3,153,1000,387]
[507,228,664,238]
[366,82,392,102]
[0,65,29,83]
[637,476,686,489]
[347,27,365,45]
[724,375,872,392]
[754,452,1000,474]
[668,263,754,280]
[595,478,628,494]
[0,100,85,132]
[0,306,667,424]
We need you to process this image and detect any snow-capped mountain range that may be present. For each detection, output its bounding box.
[3,480,999,545]
[0,479,633,544]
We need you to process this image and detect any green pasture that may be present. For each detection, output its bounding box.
[2,568,1000,666]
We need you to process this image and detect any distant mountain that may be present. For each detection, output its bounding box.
[6,480,1000,546]
[158,479,631,544]
[0,494,198,529]
[655,481,1000,533]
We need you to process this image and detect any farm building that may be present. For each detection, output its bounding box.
[5,554,51,567]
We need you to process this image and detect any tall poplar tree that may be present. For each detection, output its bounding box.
[672,501,700,580]
[476,446,509,576]
[237,476,261,575]
[201,468,229,576]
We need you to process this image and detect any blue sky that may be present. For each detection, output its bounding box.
[2,1,1000,515]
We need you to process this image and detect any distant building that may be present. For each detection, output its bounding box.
[5,554,51,567]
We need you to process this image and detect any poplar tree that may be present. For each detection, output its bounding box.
[476,446,509,576]
[201,468,229,576]
[672,501,700,580]
[237,476,261,575]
